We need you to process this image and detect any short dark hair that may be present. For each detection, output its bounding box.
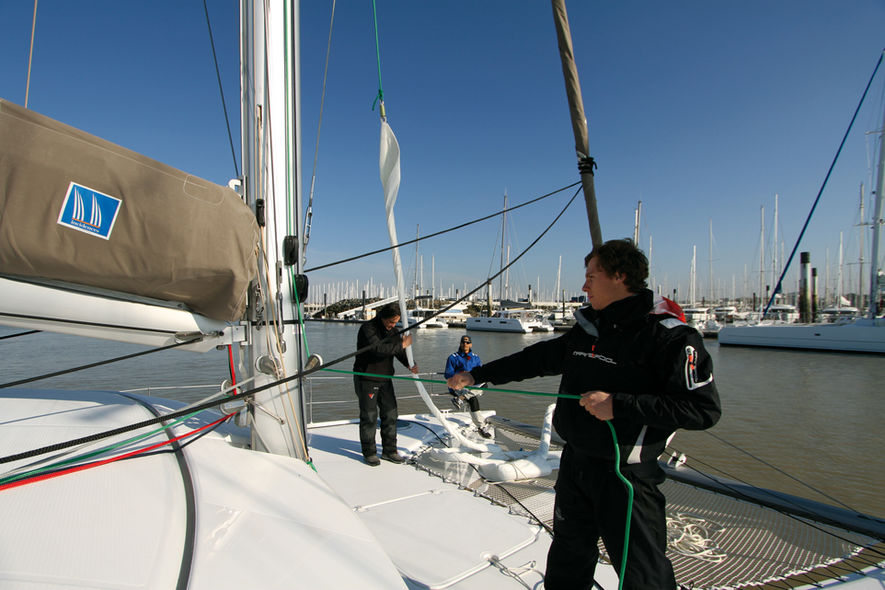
[584,239,648,292]
[378,302,401,319]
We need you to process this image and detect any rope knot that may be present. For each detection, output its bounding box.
[578,156,597,175]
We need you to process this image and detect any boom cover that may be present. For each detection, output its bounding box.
[0,99,258,321]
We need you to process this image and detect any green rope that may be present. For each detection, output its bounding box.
[370,0,385,116]
[320,368,582,400]
[0,407,210,486]
[327,365,634,584]
[607,421,634,590]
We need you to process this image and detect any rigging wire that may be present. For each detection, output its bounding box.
[0,330,40,340]
[764,49,884,317]
[703,429,859,513]
[24,0,37,108]
[666,444,885,559]
[303,181,580,273]
[0,186,581,466]
[0,334,207,389]
[302,0,336,265]
[370,0,385,114]
[201,0,240,178]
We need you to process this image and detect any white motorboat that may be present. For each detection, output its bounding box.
[408,307,449,329]
[467,309,555,333]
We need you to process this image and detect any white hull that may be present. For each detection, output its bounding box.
[718,318,885,353]
[0,389,406,589]
[467,315,554,334]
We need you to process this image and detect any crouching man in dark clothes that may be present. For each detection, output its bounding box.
[353,302,418,467]
[447,239,721,589]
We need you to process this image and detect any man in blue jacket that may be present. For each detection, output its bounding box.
[444,335,491,438]
[447,239,720,589]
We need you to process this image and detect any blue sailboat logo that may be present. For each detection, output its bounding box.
[57,182,122,240]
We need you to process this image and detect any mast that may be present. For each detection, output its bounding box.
[709,219,714,304]
[858,184,865,309]
[869,105,885,318]
[633,201,642,245]
[505,244,511,302]
[838,232,844,308]
[551,0,603,247]
[648,235,654,293]
[241,0,309,460]
[555,255,562,302]
[690,245,697,306]
[499,193,507,302]
[772,194,779,288]
[759,205,765,313]
[413,224,419,300]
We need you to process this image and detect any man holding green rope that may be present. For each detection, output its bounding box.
[448,239,720,589]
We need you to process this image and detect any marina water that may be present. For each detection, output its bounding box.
[3,322,883,518]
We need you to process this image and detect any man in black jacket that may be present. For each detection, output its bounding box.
[447,239,720,589]
[353,302,418,466]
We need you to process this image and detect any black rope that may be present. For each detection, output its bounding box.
[202,0,240,179]
[0,330,40,341]
[0,335,206,389]
[303,181,580,273]
[380,185,582,333]
[578,156,596,175]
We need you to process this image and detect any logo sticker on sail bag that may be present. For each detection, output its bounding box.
[57,182,122,240]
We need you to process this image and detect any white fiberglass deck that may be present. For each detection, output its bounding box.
[307,414,613,589]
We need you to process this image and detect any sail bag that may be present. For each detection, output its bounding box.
[0,99,258,321]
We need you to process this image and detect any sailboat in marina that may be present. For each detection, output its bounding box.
[1,3,884,589]
[718,99,885,354]
[466,194,555,334]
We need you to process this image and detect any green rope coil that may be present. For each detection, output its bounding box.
[607,421,634,590]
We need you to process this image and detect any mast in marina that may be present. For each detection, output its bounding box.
[551,0,602,247]
[868,101,884,318]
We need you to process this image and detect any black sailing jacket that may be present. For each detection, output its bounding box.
[470,289,721,465]
[353,315,410,381]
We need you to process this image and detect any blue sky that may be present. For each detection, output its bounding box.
[2,1,884,305]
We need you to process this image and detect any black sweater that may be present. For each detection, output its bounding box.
[470,290,721,465]
[353,316,410,381]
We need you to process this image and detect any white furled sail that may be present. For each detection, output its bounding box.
[379,118,494,453]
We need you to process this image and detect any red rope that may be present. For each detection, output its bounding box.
[0,412,235,492]
[227,344,239,395]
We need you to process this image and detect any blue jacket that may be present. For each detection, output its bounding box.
[444,350,482,392]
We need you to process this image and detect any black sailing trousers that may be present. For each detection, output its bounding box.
[544,445,677,590]
[353,375,399,457]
